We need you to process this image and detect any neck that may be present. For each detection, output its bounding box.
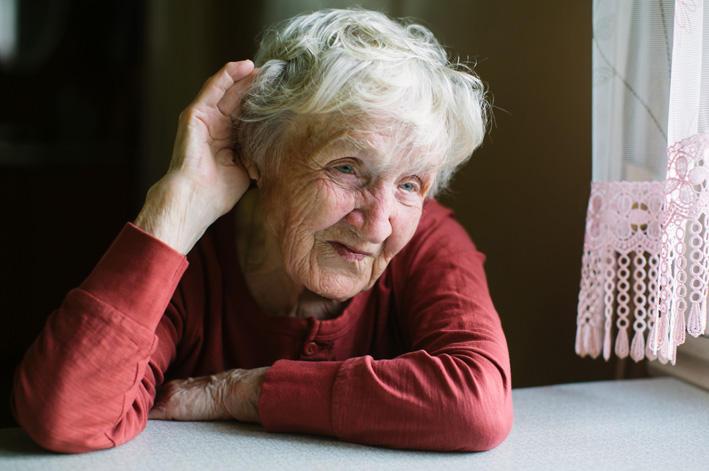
[234,188,344,320]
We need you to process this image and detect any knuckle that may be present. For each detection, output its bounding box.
[178,108,191,123]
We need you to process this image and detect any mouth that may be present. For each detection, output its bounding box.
[328,241,371,262]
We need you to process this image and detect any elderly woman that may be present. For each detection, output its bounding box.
[12,9,512,453]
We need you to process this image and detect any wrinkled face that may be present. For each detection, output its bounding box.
[258,124,440,302]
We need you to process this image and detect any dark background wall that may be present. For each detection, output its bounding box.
[0,0,629,428]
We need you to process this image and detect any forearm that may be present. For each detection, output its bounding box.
[329,352,512,451]
[259,351,512,452]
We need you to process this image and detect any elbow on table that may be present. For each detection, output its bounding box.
[446,390,514,452]
[23,424,113,454]
[13,401,116,454]
[12,363,153,453]
[461,402,513,452]
[12,388,138,454]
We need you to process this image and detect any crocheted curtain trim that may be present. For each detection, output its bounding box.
[576,181,664,362]
[577,131,709,363]
[653,131,709,363]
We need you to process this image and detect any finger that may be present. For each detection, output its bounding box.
[224,60,256,82]
[193,60,255,110]
[216,69,258,118]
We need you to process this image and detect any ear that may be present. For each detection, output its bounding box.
[239,153,261,182]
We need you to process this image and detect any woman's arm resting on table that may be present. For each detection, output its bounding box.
[11,61,256,454]
[258,345,512,452]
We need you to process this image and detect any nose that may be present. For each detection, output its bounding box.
[345,187,395,244]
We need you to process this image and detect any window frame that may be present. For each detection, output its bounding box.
[648,335,709,391]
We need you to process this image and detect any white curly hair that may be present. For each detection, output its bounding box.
[237,8,488,197]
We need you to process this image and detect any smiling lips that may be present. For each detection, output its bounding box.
[328,241,371,261]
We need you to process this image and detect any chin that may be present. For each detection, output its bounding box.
[309,271,370,302]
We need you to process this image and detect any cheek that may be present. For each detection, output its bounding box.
[274,180,356,254]
[306,180,357,231]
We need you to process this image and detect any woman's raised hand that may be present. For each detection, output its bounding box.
[135,61,256,254]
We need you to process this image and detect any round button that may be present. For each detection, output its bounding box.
[303,341,318,356]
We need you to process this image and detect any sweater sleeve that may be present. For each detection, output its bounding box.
[259,205,513,452]
[11,224,189,453]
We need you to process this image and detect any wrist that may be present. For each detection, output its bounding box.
[220,367,268,424]
[134,175,214,254]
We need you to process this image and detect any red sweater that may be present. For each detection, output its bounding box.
[12,199,512,453]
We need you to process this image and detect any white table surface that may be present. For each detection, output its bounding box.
[1,377,708,470]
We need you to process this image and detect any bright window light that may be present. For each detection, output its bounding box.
[0,0,18,64]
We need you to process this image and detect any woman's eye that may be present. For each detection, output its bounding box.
[335,164,355,174]
[399,182,417,192]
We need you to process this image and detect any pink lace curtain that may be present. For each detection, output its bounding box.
[577,0,709,365]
